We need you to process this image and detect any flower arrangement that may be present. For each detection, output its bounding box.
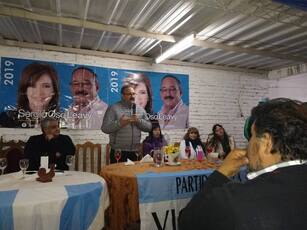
[164,144,180,155]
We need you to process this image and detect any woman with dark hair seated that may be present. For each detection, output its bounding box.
[142,122,167,156]
[179,127,206,159]
[206,124,235,159]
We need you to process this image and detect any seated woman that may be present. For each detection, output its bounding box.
[206,124,235,159]
[142,122,167,156]
[179,127,206,159]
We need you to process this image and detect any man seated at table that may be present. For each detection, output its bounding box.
[178,98,307,230]
[24,116,75,170]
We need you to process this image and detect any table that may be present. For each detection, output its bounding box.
[100,160,219,230]
[0,171,109,230]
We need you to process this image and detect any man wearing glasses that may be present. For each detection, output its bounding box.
[101,85,152,163]
[158,75,189,129]
[64,66,108,129]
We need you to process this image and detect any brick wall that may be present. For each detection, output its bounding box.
[0,45,275,164]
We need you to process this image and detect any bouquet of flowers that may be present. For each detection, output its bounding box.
[163,144,180,155]
[163,143,180,164]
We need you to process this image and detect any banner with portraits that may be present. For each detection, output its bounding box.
[0,57,189,129]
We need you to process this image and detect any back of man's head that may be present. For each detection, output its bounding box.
[250,98,307,160]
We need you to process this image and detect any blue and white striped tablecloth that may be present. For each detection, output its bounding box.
[0,171,109,230]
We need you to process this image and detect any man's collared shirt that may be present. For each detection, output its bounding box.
[247,159,307,180]
[158,99,189,129]
[65,97,108,129]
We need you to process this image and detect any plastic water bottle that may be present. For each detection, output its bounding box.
[196,146,204,162]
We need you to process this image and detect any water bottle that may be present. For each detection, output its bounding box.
[196,146,204,162]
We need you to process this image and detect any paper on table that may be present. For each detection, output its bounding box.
[40,156,49,169]
[208,152,219,159]
[140,154,153,163]
[124,159,135,166]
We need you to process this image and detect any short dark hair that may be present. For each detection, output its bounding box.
[121,85,133,94]
[41,116,59,133]
[250,98,307,160]
[71,66,97,80]
[161,75,182,92]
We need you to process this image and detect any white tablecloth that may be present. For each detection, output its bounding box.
[0,171,109,230]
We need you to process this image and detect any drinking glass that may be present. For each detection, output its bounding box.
[135,151,140,162]
[19,159,29,178]
[153,149,163,167]
[185,146,191,159]
[164,133,170,145]
[66,155,74,170]
[135,144,142,163]
[115,149,122,164]
[0,158,7,175]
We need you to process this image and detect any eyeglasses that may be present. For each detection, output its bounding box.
[160,87,177,94]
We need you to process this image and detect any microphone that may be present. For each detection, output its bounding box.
[132,103,136,115]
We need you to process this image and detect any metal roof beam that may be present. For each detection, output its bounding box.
[192,39,306,63]
[0,39,267,75]
[0,6,176,42]
[0,6,306,63]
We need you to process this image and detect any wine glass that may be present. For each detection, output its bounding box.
[19,159,29,178]
[185,146,191,159]
[135,151,140,162]
[164,133,170,145]
[66,155,74,170]
[0,158,7,175]
[115,149,122,164]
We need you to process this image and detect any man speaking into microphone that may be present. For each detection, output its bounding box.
[102,85,152,163]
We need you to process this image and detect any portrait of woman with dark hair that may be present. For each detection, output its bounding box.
[123,73,153,115]
[0,62,60,128]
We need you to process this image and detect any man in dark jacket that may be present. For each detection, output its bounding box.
[179,98,307,230]
[24,117,75,170]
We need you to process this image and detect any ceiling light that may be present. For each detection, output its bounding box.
[155,33,195,63]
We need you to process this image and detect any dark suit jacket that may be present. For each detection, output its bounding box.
[178,164,307,230]
[24,134,75,170]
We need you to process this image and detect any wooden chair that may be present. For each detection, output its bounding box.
[75,141,102,174]
[0,136,26,173]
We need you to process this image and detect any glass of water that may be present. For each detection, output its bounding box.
[0,158,7,175]
[66,155,74,170]
[19,159,29,178]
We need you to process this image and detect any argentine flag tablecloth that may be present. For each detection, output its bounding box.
[0,171,109,230]
[137,168,247,230]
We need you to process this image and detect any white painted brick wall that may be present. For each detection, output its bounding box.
[0,45,274,163]
[268,73,307,102]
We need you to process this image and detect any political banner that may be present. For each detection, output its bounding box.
[0,57,189,129]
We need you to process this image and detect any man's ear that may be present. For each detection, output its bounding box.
[260,133,273,155]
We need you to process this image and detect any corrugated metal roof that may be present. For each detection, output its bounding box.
[0,0,306,73]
